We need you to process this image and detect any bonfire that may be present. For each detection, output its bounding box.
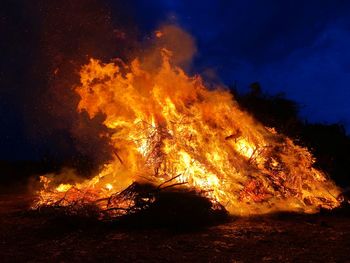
[33,32,342,220]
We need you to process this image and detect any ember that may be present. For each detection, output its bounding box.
[33,29,342,218]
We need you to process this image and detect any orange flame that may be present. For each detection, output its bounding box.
[34,48,341,216]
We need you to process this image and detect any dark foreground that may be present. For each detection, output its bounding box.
[1,193,350,263]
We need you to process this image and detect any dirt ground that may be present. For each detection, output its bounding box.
[1,192,350,263]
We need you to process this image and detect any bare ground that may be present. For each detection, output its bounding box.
[1,192,350,263]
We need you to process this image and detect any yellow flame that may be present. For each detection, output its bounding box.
[35,49,342,216]
[56,184,72,192]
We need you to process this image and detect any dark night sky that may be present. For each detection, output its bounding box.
[1,0,350,160]
[129,0,350,128]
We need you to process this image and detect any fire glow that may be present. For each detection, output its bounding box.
[34,33,342,218]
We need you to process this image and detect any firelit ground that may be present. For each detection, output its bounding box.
[1,192,350,262]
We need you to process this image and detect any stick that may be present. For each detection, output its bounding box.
[159,181,188,191]
[157,174,183,189]
[113,149,124,165]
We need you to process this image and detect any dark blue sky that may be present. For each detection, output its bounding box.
[127,0,350,129]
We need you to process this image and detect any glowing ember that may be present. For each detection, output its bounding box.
[105,183,113,191]
[34,45,342,217]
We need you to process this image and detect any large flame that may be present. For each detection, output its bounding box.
[35,47,341,216]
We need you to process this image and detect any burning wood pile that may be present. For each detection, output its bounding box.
[33,34,342,220]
